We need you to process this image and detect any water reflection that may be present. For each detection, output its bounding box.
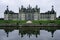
[0,27,60,40]
[19,27,40,38]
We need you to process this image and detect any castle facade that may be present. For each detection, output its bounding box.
[4,5,56,20]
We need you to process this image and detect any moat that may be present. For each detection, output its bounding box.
[0,27,60,40]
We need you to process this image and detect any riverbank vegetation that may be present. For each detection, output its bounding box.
[0,20,60,25]
[32,20,60,25]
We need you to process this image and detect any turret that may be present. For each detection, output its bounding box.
[7,6,9,11]
[4,6,9,14]
[51,5,56,14]
[21,5,23,9]
[21,5,24,12]
[51,5,54,11]
[27,4,32,9]
[36,5,38,9]
[35,5,40,12]
[29,4,31,8]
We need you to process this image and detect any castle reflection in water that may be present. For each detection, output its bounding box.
[2,27,59,38]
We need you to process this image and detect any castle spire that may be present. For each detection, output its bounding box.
[51,5,56,14]
[29,4,30,7]
[29,4,31,8]
[7,6,9,11]
[6,6,9,14]
[36,5,38,9]
[21,5,23,9]
[51,5,54,11]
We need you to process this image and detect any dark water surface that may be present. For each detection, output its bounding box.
[0,27,60,40]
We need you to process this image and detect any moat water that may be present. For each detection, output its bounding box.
[0,27,60,40]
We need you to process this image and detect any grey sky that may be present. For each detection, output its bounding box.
[0,0,60,18]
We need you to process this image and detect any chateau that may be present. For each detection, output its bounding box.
[4,5,56,20]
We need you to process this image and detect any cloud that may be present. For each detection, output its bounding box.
[0,0,60,18]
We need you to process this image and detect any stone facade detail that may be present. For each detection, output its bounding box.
[4,5,56,20]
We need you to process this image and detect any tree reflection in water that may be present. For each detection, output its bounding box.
[2,26,60,38]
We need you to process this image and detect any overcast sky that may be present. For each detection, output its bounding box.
[0,0,60,18]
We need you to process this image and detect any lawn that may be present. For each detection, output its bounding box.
[0,20,60,24]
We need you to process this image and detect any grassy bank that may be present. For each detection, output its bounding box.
[32,20,60,24]
[0,20,60,24]
[0,20,27,24]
